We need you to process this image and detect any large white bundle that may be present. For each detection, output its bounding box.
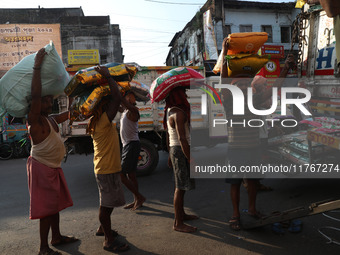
[0,41,70,117]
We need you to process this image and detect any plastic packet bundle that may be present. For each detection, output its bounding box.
[227,32,268,55]
[64,63,137,97]
[213,32,268,76]
[70,81,131,119]
[227,54,270,77]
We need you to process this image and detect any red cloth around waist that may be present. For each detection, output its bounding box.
[26,156,73,219]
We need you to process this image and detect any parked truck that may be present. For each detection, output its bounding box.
[58,66,226,176]
[266,1,340,166]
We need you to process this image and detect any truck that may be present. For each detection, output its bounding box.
[0,114,27,143]
[301,2,340,163]
[266,1,340,168]
[243,2,340,230]
[59,66,227,176]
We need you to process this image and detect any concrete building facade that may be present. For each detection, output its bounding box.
[0,7,123,67]
[166,0,299,71]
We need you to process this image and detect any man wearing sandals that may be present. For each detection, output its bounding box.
[165,87,199,233]
[27,48,78,255]
[87,65,129,252]
[220,38,295,230]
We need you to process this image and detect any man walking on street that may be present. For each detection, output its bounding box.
[120,91,146,211]
[27,48,78,255]
[87,65,129,253]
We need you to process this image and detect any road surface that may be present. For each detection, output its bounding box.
[1,145,340,254]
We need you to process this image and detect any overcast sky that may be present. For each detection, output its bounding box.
[1,0,295,66]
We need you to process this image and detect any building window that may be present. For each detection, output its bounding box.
[223,25,231,38]
[239,25,252,33]
[281,26,291,43]
[197,34,202,53]
[184,48,189,61]
[261,25,273,43]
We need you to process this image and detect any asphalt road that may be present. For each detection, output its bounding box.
[1,145,340,255]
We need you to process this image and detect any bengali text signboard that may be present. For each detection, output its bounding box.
[68,49,100,65]
[0,24,62,75]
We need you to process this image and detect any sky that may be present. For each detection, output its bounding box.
[1,0,295,66]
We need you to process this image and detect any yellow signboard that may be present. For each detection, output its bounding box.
[68,49,100,65]
[0,24,62,72]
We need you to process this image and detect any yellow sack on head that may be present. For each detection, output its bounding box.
[64,63,137,97]
[116,81,132,94]
[80,81,131,117]
[227,32,268,55]
[227,54,270,78]
[69,90,92,122]
[80,86,110,117]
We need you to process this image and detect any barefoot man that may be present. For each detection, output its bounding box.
[165,87,198,233]
[119,91,146,210]
[87,65,129,253]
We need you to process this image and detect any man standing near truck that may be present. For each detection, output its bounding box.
[86,65,129,253]
[220,37,296,230]
[120,91,146,211]
[165,87,198,233]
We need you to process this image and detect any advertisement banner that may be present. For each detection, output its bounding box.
[260,45,284,59]
[0,24,62,74]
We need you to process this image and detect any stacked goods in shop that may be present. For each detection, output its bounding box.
[66,63,137,121]
[277,138,331,165]
[268,128,335,167]
[150,67,204,103]
[0,41,70,117]
[213,32,270,77]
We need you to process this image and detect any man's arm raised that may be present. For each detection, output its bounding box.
[27,48,46,126]
[94,65,122,122]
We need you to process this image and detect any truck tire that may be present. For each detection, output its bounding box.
[137,138,159,176]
